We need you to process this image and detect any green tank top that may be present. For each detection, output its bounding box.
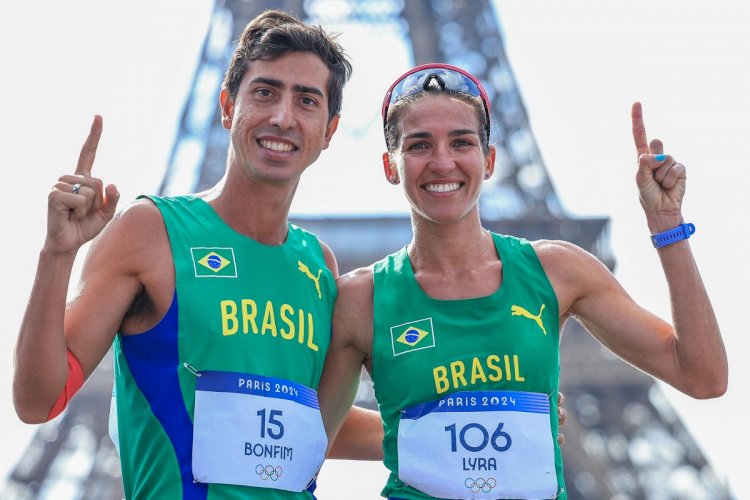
[112,195,335,499]
[371,233,565,499]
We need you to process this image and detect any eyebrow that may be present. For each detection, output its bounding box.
[449,129,478,137]
[404,128,479,140]
[293,84,324,98]
[250,77,325,98]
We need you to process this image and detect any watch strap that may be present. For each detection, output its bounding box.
[651,222,695,248]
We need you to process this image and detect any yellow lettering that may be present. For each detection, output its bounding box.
[219,298,322,353]
[261,301,277,336]
[513,355,525,382]
[432,354,526,395]
[487,355,503,381]
[306,313,318,352]
[503,355,512,380]
[241,299,258,334]
[450,361,467,389]
[433,366,449,394]
[221,300,238,336]
[470,357,487,385]
[279,304,295,340]
[298,309,305,344]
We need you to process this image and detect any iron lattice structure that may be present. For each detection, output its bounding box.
[3,1,732,499]
[161,0,562,221]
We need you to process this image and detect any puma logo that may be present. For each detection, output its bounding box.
[298,260,322,299]
[511,304,547,335]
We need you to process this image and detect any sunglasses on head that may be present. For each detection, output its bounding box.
[381,63,491,142]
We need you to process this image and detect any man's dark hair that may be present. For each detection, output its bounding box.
[222,9,353,121]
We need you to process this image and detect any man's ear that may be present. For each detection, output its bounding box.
[220,88,234,130]
[382,152,399,184]
[322,115,340,150]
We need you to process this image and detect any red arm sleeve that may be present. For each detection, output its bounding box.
[46,349,85,421]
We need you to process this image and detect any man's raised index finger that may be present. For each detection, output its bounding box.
[631,102,649,158]
[75,115,103,176]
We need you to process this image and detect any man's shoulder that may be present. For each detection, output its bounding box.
[110,197,164,232]
[77,197,174,324]
[95,197,168,258]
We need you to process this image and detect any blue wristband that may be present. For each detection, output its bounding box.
[651,223,695,248]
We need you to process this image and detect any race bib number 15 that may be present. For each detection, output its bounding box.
[192,371,327,492]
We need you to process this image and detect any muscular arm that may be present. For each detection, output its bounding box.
[13,199,170,422]
[12,117,174,422]
[318,268,382,459]
[537,235,726,399]
[539,103,727,399]
[315,241,385,460]
[13,241,86,423]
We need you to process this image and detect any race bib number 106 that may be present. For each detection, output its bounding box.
[397,390,557,499]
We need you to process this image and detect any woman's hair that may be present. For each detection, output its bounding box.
[384,87,490,154]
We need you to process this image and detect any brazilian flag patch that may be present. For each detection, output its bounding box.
[191,247,237,278]
[390,317,435,356]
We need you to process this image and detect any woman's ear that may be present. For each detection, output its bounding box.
[483,145,497,180]
[382,152,399,184]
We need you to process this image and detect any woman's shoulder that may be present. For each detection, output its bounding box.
[336,266,375,302]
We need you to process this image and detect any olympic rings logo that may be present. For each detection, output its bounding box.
[255,464,283,481]
[464,477,497,493]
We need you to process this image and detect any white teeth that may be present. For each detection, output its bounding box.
[425,182,461,193]
[259,139,294,152]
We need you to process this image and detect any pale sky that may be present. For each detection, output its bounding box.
[1,1,748,498]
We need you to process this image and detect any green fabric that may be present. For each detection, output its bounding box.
[113,195,335,499]
[371,233,566,499]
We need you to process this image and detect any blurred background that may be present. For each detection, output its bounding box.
[1,1,747,498]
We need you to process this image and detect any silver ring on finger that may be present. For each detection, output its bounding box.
[72,183,82,194]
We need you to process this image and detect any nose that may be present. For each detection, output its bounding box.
[428,144,456,174]
[269,96,296,129]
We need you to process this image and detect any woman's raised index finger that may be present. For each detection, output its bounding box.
[75,115,103,176]
[631,102,649,158]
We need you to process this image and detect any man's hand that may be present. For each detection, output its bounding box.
[45,115,120,254]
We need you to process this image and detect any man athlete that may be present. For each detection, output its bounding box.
[12,9,379,499]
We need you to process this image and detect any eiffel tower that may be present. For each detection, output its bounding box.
[2,1,730,499]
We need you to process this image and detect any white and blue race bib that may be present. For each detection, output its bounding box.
[192,370,327,492]
[398,390,557,499]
